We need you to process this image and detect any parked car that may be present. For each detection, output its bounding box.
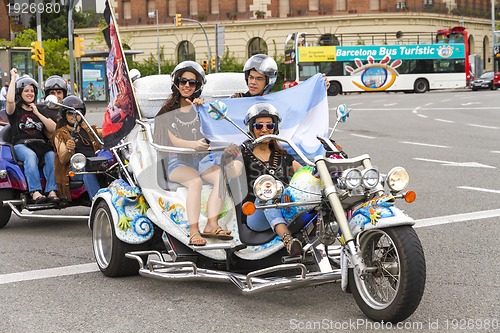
[470,71,497,91]
[494,71,500,89]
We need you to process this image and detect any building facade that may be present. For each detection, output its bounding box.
[77,1,496,72]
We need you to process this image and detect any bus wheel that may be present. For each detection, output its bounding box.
[413,79,428,93]
[328,81,341,96]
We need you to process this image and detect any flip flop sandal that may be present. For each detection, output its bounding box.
[47,194,61,204]
[188,233,207,246]
[200,227,233,240]
[32,192,48,204]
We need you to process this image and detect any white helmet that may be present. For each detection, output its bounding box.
[244,102,281,137]
[243,54,278,95]
[171,61,207,98]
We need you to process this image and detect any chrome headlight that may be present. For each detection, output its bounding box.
[341,168,362,189]
[361,168,380,189]
[386,167,409,192]
[70,153,87,171]
[253,175,284,202]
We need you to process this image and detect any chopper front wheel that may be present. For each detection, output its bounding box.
[349,226,426,322]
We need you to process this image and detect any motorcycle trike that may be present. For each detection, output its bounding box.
[89,96,426,323]
[0,95,118,229]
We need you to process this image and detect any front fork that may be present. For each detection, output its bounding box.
[314,157,367,276]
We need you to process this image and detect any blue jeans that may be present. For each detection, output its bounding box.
[246,199,287,232]
[14,144,57,194]
[71,171,101,200]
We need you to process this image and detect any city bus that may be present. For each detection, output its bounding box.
[283,27,469,95]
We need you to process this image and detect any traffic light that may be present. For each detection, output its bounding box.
[74,36,85,58]
[31,41,45,67]
[175,14,182,26]
[211,56,216,70]
[202,60,208,72]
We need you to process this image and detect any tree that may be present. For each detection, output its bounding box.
[42,38,70,78]
[29,0,102,40]
[12,29,37,47]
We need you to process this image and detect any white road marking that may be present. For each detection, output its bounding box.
[417,114,428,118]
[492,151,500,154]
[435,118,454,123]
[467,123,499,130]
[457,186,500,194]
[350,133,375,139]
[424,103,433,106]
[349,103,363,106]
[0,263,99,285]
[441,99,451,102]
[461,102,481,106]
[384,103,397,106]
[2,206,500,285]
[414,157,496,168]
[414,208,500,229]
[401,142,450,148]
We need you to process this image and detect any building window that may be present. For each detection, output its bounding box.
[370,0,380,11]
[337,0,347,11]
[177,41,196,63]
[424,0,433,5]
[123,1,131,20]
[248,37,268,57]
[147,0,155,14]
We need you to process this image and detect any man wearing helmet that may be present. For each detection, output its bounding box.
[39,75,68,123]
[5,68,59,204]
[52,95,103,202]
[232,54,278,98]
[223,103,303,256]
[154,61,232,246]
[232,53,329,98]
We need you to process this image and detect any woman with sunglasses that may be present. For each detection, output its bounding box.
[154,61,232,246]
[223,103,303,256]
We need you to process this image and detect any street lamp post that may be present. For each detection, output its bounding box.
[179,18,212,74]
[492,0,496,71]
[148,10,160,75]
[68,0,76,94]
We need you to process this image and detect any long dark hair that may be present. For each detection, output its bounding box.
[156,89,181,117]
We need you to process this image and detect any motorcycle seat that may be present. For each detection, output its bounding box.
[0,124,48,167]
[235,203,277,245]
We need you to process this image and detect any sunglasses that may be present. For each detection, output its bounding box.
[253,122,276,130]
[178,77,198,88]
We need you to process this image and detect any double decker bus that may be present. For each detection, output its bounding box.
[283,27,469,95]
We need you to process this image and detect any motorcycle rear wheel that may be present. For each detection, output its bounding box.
[349,226,426,322]
[91,200,147,277]
[0,189,14,229]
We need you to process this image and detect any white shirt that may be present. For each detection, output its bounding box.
[0,86,7,101]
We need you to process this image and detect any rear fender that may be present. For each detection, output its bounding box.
[0,146,27,191]
[90,182,154,245]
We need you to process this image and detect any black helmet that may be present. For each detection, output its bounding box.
[171,61,206,98]
[44,75,67,98]
[61,95,86,118]
[244,102,281,137]
[15,75,38,103]
[243,54,278,95]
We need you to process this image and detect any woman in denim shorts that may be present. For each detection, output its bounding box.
[153,61,232,246]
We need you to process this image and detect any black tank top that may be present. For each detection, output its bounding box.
[8,104,46,144]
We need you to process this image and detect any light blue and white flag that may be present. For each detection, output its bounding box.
[197,73,329,160]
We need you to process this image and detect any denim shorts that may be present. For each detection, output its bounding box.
[167,151,222,176]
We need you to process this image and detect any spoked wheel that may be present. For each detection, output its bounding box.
[349,226,426,322]
[0,189,14,229]
[92,200,146,277]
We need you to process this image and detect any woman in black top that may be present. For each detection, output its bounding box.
[5,68,59,203]
[223,103,303,256]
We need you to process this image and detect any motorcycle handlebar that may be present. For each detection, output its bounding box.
[252,134,315,167]
[45,98,104,146]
